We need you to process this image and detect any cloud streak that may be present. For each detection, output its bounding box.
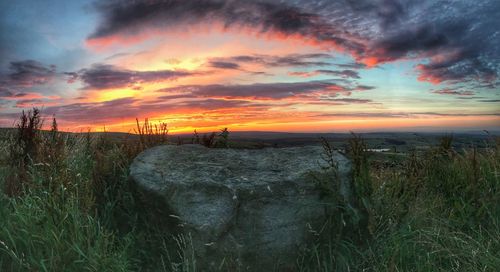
[208,61,241,70]
[315,111,500,118]
[16,96,273,125]
[66,64,199,90]
[209,53,333,68]
[158,80,372,100]
[289,69,360,79]
[432,88,474,96]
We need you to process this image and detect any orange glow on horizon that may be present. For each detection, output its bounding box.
[53,113,500,134]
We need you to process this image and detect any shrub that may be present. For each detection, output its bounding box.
[190,128,230,148]
[135,118,168,150]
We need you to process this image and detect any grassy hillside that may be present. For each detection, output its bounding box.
[0,111,499,271]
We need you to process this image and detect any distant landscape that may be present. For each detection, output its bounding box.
[3,127,498,149]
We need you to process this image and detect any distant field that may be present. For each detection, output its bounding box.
[1,127,496,150]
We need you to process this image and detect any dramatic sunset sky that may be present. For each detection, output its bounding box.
[0,0,499,133]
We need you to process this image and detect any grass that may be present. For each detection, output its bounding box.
[297,134,500,272]
[0,109,499,271]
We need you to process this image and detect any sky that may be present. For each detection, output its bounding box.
[0,0,499,133]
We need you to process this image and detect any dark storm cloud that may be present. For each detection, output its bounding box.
[88,0,363,53]
[265,54,332,67]
[364,1,500,85]
[0,87,13,98]
[208,61,240,70]
[89,0,500,86]
[355,85,375,91]
[1,60,56,89]
[0,60,57,102]
[8,60,56,86]
[369,24,452,62]
[335,62,367,70]
[416,57,498,85]
[375,0,407,28]
[67,64,198,90]
[158,80,365,100]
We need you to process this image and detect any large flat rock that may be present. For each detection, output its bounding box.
[130,144,352,270]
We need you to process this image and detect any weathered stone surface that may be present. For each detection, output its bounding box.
[130,144,352,270]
